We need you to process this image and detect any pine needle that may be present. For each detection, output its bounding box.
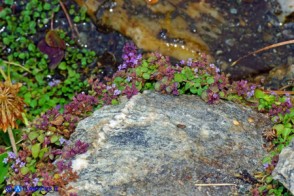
[231,40,294,66]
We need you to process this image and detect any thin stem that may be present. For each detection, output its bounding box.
[0,67,7,80]
[59,0,79,39]
[2,60,31,73]
[7,127,18,155]
[51,12,55,30]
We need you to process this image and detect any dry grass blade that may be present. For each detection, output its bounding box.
[195,183,237,186]
[263,90,294,95]
[231,40,294,66]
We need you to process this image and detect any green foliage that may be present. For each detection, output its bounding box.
[0,1,96,193]
[0,153,9,185]
[254,89,276,110]
[69,5,89,23]
[0,1,97,118]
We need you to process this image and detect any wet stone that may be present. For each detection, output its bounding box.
[74,0,292,79]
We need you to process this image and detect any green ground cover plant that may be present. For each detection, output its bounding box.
[0,0,293,195]
[0,0,96,118]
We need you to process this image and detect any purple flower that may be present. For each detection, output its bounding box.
[194,68,198,73]
[235,80,249,96]
[180,60,185,65]
[16,158,21,164]
[187,58,193,66]
[247,90,254,98]
[59,137,67,145]
[114,89,121,96]
[118,63,127,71]
[8,152,16,159]
[19,162,26,168]
[32,178,39,186]
[126,76,132,82]
[48,79,61,87]
[118,42,142,70]
[123,84,139,99]
[2,158,8,164]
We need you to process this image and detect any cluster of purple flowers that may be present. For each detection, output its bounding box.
[3,152,26,173]
[62,140,89,159]
[123,84,139,99]
[118,42,142,70]
[233,80,256,99]
[35,106,60,130]
[55,160,72,173]
[64,92,98,116]
[269,97,293,117]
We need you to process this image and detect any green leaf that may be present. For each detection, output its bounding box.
[154,82,161,91]
[28,131,39,141]
[30,99,37,108]
[282,128,292,139]
[143,73,150,80]
[58,62,67,70]
[39,147,48,159]
[35,74,45,85]
[207,77,215,84]
[31,143,41,159]
[18,53,26,59]
[265,176,273,183]
[174,73,184,82]
[111,99,119,105]
[273,124,284,136]
[43,3,51,10]
[50,135,59,143]
[21,166,30,175]
[190,87,198,94]
[73,16,80,23]
[3,37,10,45]
[4,0,14,5]
[184,82,191,90]
[0,153,8,184]
[254,89,265,99]
[37,134,45,143]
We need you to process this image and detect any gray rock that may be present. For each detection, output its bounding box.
[272,139,294,195]
[60,91,271,195]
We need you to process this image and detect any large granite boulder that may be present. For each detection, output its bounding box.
[272,139,294,195]
[57,91,271,195]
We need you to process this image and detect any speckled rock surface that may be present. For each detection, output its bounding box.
[52,91,272,196]
[272,139,294,195]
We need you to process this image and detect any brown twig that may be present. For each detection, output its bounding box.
[8,127,18,155]
[59,0,79,39]
[51,12,54,30]
[231,40,294,66]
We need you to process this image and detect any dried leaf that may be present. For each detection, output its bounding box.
[45,30,66,49]
[38,39,65,69]
[50,115,64,126]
